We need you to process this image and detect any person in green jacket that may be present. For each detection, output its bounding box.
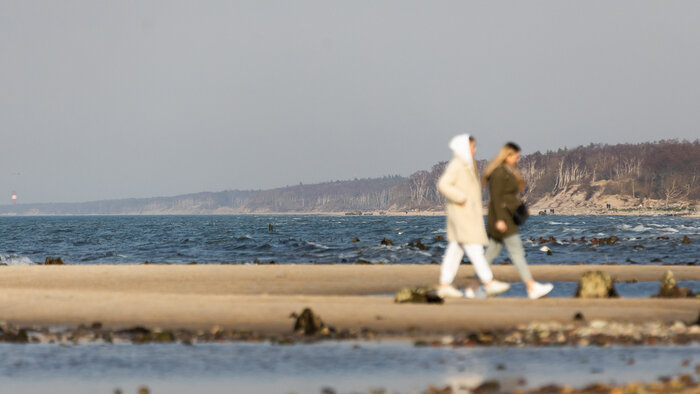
[482,142,553,299]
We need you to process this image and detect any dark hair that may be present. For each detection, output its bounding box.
[469,136,475,142]
[505,142,520,152]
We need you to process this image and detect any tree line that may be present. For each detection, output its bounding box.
[1,140,697,215]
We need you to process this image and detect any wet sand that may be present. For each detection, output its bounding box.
[0,265,697,334]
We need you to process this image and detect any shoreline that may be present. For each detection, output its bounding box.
[0,209,697,217]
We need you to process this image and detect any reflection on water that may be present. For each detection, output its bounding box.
[0,342,697,393]
[496,280,700,298]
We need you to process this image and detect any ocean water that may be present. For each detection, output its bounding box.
[0,215,697,266]
[0,342,697,394]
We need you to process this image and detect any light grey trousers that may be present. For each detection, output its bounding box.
[484,234,533,283]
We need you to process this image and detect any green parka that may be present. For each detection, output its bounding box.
[486,165,522,240]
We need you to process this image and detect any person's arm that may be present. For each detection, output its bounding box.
[437,161,467,204]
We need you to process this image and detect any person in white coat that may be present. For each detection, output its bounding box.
[436,134,511,298]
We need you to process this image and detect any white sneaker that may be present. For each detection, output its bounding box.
[528,282,553,299]
[437,285,464,298]
[464,286,486,299]
[484,280,511,297]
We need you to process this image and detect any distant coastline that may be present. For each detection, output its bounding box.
[1,141,697,217]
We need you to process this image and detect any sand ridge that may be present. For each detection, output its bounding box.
[0,265,697,334]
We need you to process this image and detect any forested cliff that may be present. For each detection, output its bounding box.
[2,140,697,215]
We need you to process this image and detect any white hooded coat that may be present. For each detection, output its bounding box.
[437,135,489,245]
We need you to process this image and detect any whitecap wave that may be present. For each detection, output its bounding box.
[305,241,329,249]
[0,255,35,266]
[628,225,653,232]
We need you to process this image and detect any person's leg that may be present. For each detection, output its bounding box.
[438,241,466,298]
[502,234,533,283]
[462,244,493,283]
[439,241,464,286]
[502,234,552,299]
[484,237,503,266]
[464,243,510,296]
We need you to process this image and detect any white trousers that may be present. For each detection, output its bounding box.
[440,241,494,285]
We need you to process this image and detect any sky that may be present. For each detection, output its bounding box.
[1,1,699,204]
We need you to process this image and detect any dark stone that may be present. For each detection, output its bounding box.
[380,238,393,246]
[657,236,670,240]
[356,259,372,265]
[573,312,585,321]
[434,235,445,241]
[394,286,444,304]
[473,380,500,394]
[91,322,103,330]
[682,235,691,244]
[188,262,197,265]
[321,388,336,394]
[0,329,28,343]
[351,237,360,242]
[633,244,645,249]
[408,239,429,250]
[656,270,695,298]
[590,236,618,246]
[44,257,64,265]
[575,271,619,298]
[292,308,329,336]
[116,326,151,336]
[137,386,150,394]
[153,330,176,343]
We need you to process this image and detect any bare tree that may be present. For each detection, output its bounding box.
[663,178,683,208]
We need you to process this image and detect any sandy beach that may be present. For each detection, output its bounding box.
[0,265,697,334]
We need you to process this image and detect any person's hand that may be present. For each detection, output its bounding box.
[496,220,507,233]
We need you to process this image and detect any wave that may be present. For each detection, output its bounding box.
[0,254,35,266]
[304,241,329,250]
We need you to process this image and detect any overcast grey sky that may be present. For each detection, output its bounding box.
[1,1,699,204]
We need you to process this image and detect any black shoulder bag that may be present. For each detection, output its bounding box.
[512,203,529,226]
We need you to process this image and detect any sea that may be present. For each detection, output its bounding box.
[0,214,697,266]
[0,214,698,393]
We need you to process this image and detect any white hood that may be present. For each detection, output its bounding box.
[448,134,473,166]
